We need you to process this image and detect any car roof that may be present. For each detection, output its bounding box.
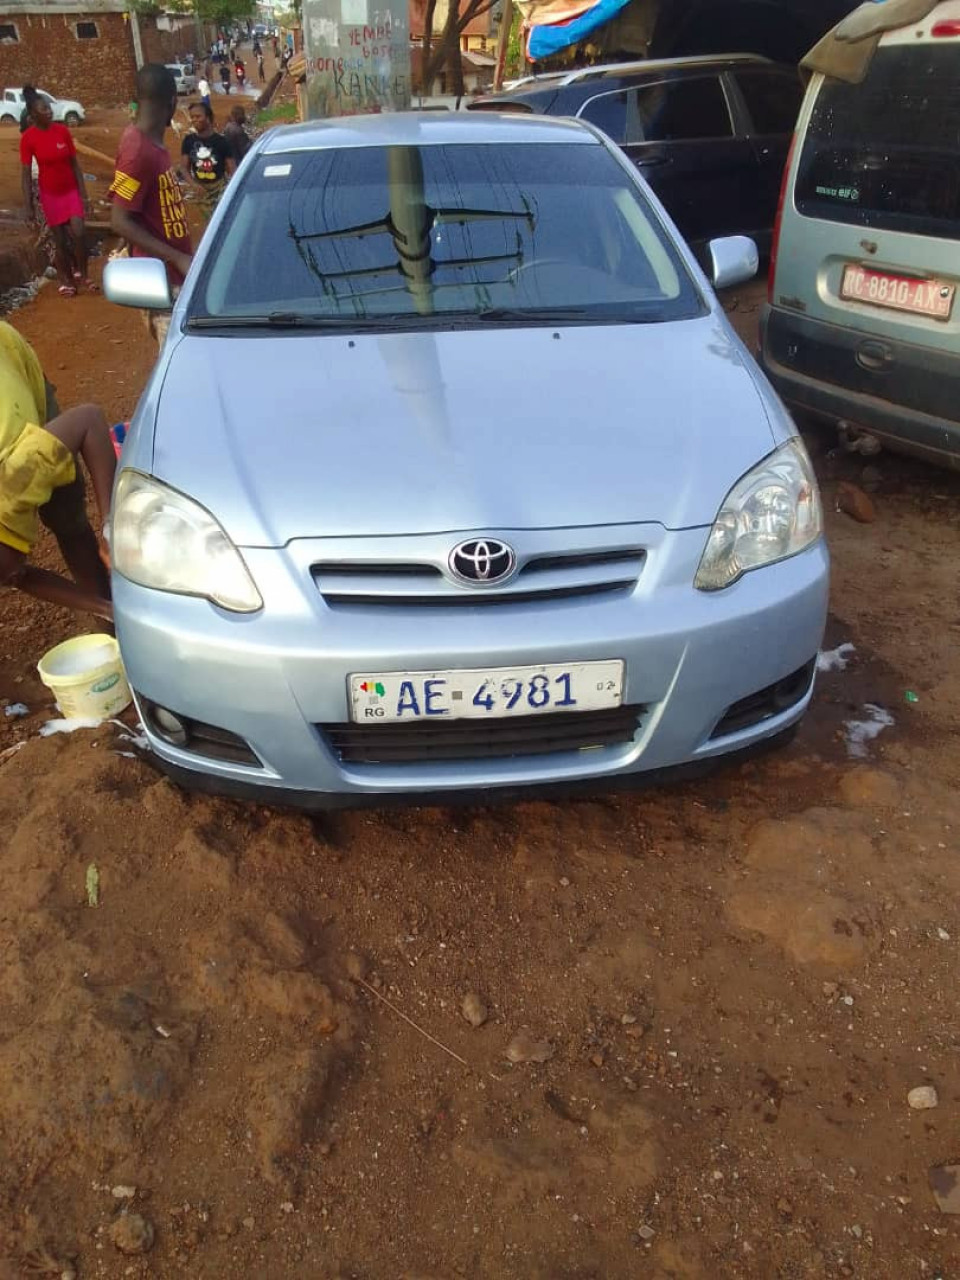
[554,51,774,86]
[262,111,599,152]
[484,52,782,101]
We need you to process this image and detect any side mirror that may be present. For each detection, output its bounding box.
[708,236,759,291]
[103,256,172,310]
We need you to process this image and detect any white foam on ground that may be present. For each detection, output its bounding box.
[818,643,856,673]
[3,703,29,718]
[844,704,895,759]
[39,717,102,736]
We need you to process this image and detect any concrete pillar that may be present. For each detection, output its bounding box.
[301,0,411,118]
[129,9,144,70]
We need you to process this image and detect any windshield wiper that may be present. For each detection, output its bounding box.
[187,305,640,332]
[472,306,591,323]
[187,312,373,330]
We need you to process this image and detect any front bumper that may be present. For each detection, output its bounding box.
[115,524,829,805]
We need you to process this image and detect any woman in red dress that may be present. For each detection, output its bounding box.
[19,87,94,297]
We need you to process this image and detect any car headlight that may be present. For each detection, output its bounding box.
[695,438,822,591]
[112,471,263,613]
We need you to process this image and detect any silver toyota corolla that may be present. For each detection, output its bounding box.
[104,113,828,808]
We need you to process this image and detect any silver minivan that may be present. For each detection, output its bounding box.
[761,3,960,468]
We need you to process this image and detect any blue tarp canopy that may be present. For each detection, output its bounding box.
[528,0,633,59]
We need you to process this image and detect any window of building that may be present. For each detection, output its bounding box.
[75,20,99,39]
[0,22,19,42]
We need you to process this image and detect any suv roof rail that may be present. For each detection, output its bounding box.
[557,52,771,86]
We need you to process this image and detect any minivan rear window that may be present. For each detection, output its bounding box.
[795,45,960,241]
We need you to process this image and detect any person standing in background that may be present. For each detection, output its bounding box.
[257,51,265,83]
[19,88,93,297]
[17,84,56,275]
[198,73,211,108]
[109,63,193,345]
[223,105,252,167]
[178,101,234,220]
[219,62,231,94]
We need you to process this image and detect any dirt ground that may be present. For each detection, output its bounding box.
[1,162,960,1278]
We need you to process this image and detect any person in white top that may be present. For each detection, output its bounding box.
[198,77,211,106]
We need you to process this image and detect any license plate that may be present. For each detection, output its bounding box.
[349,661,624,724]
[840,264,954,320]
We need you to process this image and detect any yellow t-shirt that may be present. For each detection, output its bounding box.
[0,321,45,453]
[0,322,74,554]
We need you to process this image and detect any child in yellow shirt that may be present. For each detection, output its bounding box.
[0,321,114,618]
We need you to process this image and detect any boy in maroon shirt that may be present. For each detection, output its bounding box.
[110,64,193,297]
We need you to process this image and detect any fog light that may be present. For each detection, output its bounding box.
[153,706,187,747]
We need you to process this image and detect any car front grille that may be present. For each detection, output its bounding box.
[312,547,645,607]
[321,705,646,765]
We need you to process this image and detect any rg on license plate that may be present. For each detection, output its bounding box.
[349,661,624,723]
[840,264,954,320]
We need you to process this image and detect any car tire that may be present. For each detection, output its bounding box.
[64,111,81,126]
[0,113,16,126]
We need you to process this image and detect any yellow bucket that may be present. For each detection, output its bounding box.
[37,633,132,721]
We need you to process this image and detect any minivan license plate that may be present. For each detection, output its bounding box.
[841,265,954,320]
[349,661,624,723]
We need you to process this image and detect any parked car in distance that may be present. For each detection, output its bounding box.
[0,86,85,126]
[762,2,960,469]
[166,62,198,95]
[470,55,803,256]
[103,112,827,810]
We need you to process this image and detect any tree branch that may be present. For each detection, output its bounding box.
[422,0,496,87]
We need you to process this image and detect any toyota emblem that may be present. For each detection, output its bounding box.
[449,538,516,586]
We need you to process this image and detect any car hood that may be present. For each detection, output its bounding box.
[151,318,777,547]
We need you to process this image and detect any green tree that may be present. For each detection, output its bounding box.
[195,0,256,21]
[504,6,523,80]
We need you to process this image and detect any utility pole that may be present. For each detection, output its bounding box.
[301,0,411,118]
[194,0,205,58]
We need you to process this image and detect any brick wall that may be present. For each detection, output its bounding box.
[0,9,136,106]
[139,16,218,66]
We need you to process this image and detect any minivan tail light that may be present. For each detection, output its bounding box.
[932,19,960,36]
[768,132,797,305]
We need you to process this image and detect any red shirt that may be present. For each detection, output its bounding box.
[20,123,77,197]
[109,125,192,284]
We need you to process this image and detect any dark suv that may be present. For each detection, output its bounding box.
[469,55,802,255]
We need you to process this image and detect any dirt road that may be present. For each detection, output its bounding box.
[1,226,960,1276]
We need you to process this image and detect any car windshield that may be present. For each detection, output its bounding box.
[796,45,960,242]
[193,141,703,327]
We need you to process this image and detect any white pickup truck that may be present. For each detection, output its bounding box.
[0,86,86,126]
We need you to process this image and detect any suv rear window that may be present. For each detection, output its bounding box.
[795,45,960,241]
